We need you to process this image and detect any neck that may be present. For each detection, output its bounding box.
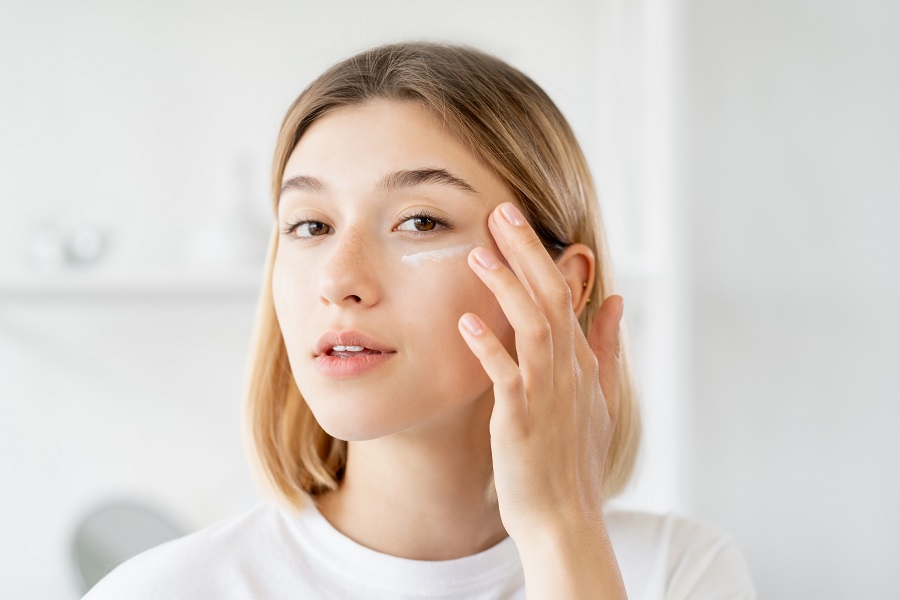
[314,391,508,560]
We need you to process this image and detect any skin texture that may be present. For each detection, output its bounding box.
[273,99,626,597]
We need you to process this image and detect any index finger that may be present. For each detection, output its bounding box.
[488,202,574,325]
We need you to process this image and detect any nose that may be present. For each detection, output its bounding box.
[317,226,382,308]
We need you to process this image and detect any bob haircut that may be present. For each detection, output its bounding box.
[242,41,642,507]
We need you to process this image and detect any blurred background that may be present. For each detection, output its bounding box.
[1,0,897,597]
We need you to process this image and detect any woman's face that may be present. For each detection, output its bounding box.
[273,99,522,441]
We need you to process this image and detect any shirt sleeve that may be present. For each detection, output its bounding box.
[80,540,203,600]
[81,554,167,600]
[664,520,757,600]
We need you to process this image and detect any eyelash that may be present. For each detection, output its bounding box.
[280,210,453,241]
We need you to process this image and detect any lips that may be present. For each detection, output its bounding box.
[329,347,382,357]
[314,349,396,377]
[314,329,397,357]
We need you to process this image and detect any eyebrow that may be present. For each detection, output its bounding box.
[278,168,479,203]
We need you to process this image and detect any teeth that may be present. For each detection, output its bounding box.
[332,345,365,352]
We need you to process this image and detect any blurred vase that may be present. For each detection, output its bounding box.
[185,154,268,270]
[66,225,107,267]
[186,214,267,268]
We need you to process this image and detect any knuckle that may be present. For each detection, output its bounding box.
[521,234,545,253]
[552,282,573,308]
[525,318,552,344]
[500,369,524,392]
[484,340,507,361]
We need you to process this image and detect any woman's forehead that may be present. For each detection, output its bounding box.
[287,101,473,167]
[281,100,508,206]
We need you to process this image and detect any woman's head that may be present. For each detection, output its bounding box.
[273,98,523,445]
[244,41,641,505]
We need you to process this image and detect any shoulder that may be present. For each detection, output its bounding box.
[604,508,757,600]
[82,502,287,600]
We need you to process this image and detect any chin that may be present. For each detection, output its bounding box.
[295,364,491,442]
[316,419,388,442]
[306,401,415,442]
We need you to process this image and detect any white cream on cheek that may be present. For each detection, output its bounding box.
[400,242,482,266]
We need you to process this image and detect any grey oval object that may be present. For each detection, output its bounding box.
[71,499,186,593]
[66,226,107,265]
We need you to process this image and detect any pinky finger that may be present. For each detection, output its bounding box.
[458,313,527,435]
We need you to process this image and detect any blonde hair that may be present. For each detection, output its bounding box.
[242,41,642,508]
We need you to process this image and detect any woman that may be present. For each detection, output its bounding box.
[86,41,755,599]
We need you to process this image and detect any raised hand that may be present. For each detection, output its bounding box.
[458,201,626,598]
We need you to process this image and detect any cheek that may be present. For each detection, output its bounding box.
[271,252,314,351]
[273,240,516,366]
[400,253,514,358]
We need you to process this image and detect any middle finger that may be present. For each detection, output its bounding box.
[468,245,553,385]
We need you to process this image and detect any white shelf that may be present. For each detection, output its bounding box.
[0,260,655,302]
[0,268,264,300]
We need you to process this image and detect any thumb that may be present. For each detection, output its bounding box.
[587,295,624,423]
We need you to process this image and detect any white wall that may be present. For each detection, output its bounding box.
[682,0,900,597]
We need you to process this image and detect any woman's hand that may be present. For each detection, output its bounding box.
[458,201,627,598]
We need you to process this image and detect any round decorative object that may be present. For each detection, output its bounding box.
[66,226,107,266]
[71,499,185,593]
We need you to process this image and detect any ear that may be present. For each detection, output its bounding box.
[554,243,595,318]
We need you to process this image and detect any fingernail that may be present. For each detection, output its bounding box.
[473,247,499,269]
[499,203,525,226]
[461,314,483,335]
[618,299,625,322]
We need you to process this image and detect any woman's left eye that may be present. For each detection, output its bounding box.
[396,211,453,235]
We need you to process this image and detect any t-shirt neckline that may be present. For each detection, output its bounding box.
[280,498,523,596]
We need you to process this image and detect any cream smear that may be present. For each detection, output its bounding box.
[400,242,480,266]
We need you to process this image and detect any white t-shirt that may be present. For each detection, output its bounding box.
[83,498,756,599]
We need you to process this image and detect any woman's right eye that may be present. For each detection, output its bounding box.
[281,220,331,239]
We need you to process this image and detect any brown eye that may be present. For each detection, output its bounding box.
[397,212,450,235]
[304,222,329,236]
[412,216,436,232]
[282,220,331,238]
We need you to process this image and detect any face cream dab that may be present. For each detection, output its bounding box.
[400,242,480,266]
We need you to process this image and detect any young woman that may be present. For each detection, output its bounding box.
[86,42,756,599]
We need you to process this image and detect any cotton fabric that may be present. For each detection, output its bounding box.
[84,498,756,599]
